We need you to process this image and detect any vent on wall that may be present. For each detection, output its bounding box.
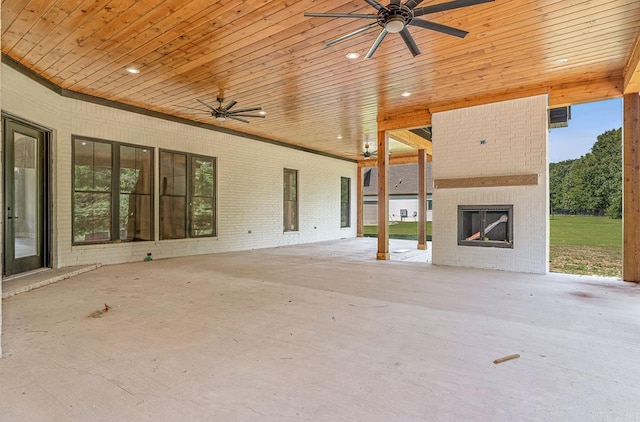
[549,106,571,129]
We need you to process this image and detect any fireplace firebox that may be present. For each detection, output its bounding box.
[458,205,513,248]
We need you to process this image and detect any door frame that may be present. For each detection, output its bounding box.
[2,113,52,277]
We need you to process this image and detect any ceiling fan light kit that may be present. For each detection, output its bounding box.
[304,0,494,58]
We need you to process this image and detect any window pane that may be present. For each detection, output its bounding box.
[119,145,153,241]
[191,156,215,237]
[120,194,152,241]
[74,139,112,243]
[160,196,186,239]
[120,146,150,193]
[284,200,298,231]
[74,139,112,191]
[73,192,111,242]
[160,151,186,196]
[192,157,214,197]
[93,142,112,191]
[191,197,214,236]
[284,169,298,231]
[284,169,297,201]
[160,151,188,239]
[341,177,350,228]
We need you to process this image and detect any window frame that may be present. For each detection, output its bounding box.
[72,136,154,245]
[159,149,217,240]
[340,176,351,228]
[283,168,299,232]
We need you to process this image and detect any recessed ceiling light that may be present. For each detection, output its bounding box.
[126,66,140,74]
[337,134,343,140]
[554,58,569,65]
[401,92,412,97]
[259,109,266,115]
[346,52,360,60]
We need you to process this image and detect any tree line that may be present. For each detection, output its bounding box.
[549,128,622,218]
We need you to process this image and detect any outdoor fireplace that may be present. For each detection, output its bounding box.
[458,205,513,248]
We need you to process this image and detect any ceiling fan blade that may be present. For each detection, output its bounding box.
[404,0,425,9]
[326,23,380,47]
[304,12,378,19]
[413,0,493,16]
[223,100,237,111]
[230,114,266,118]
[228,106,263,114]
[197,99,217,111]
[399,28,421,56]
[364,0,386,11]
[390,0,401,5]
[227,116,250,123]
[364,29,388,59]
[409,18,468,38]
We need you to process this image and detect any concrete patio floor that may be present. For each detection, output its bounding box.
[1,237,639,421]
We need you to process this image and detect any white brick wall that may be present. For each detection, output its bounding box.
[2,64,357,267]
[431,95,549,274]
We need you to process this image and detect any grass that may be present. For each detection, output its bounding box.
[549,215,622,277]
[363,222,432,240]
[365,216,622,277]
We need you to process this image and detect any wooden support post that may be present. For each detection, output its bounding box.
[376,129,390,260]
[417,149,427,250]
[357,162,364,237]
[623,93,640,282]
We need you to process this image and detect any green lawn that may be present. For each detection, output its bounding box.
[365,216,622,277]
[363,222,432,240]
[549,215,622,277]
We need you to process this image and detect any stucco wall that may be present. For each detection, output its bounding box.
[1,63,357,267]
[431,95,549,274]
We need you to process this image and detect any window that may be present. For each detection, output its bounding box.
[160,150,216,239]
[120,145,153,241]
[73,138,153,244]
[283,168,298,231]
[341,177,350,228]
[191,156,216,237]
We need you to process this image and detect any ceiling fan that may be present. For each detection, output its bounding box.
[304,0,494,59]
[196,97,265,123]
[363,142,377,158]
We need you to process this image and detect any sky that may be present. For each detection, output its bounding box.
[548,98,622,163]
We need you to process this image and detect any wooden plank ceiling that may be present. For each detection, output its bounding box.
[2,0,640,161]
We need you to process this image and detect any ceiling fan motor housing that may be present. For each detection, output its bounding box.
[379,5,413,33]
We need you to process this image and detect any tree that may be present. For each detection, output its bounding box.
[549,128,622,218]
[549,159,575,213]
[590,128,622,218]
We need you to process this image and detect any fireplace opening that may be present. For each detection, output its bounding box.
[458,205,513,248]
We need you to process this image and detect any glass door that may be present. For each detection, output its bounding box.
[3,119,47,276]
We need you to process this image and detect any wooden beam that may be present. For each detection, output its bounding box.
[376,130,390,261]
[417,149,427,251]
[434,174,539,189]
[357,162,364,238]
[550,77,625,107]
[389,130,433,155]
[377,110,431,132]
[623,93,640,282]
[624,33,640,94]
[358,152,432,168]
[427,76,623,114]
